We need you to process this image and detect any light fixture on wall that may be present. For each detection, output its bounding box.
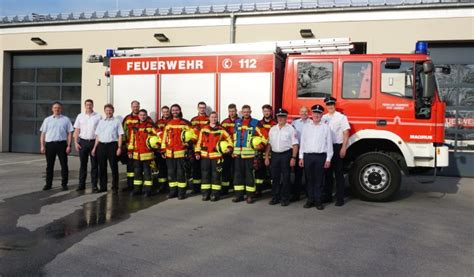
[300,29,314,38]
[31,37,47,45]
[154,33,169,42]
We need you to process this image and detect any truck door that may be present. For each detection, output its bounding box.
[376,60,419,141]
[336,60,376,133]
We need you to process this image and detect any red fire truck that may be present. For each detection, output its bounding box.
[105,38,449,202]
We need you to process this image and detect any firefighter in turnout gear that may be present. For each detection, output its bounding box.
[195,112,233,201]
[190,101,210,193]
[232,105,267,204]
[161,104,195,200]
[255,104,277,197]
[154,106,172,192]
[128,109,159,197]
[220,103,238,195]
[122,100,140,192]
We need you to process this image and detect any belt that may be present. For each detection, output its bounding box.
[272,149,292,154]
[46,140,67,143]
[80,138,96,142]
[305,152,325,155]
[99,141,118,145]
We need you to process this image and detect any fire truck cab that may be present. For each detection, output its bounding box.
[283,53,448,201]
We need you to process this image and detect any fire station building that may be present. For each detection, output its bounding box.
[0,1,473,176]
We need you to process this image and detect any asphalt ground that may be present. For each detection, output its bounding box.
[0,153,472,276]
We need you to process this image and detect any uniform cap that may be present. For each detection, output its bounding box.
[275,108,288,117]
[311,104,325,114]
[324,96,337,105]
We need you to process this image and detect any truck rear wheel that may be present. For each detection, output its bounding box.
[349,152,401,202]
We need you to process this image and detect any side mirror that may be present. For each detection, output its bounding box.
[423,61,434,73]
[423,72,436,98]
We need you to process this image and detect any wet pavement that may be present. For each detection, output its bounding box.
[0,153,473,276]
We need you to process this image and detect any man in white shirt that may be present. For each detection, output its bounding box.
[74,99,102,192]
[92,104,124,193]
[264,108,299,206]
[322,97,350,206]
[298,104,333,210]
[291,106,311,201]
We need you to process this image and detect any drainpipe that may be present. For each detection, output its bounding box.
[229,13,236,43]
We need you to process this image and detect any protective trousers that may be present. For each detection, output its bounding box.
[233,157,255,198]
[201,158,221,197]
[167,158,187,198]
[133,160,152,193]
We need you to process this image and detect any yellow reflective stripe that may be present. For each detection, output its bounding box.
[246,186,256,192]
[169,182,177,188]
[234,185,245,191]
[140,153,154,160]
[134,180,143,185]
[255,179,264,184]
[177,182,187,188]
[144,180,153,186]
[192,179,202,184]
[221,181,229,187]
[166,150,185,158]
[211,184,221,190]
[158,178,167,183]
[127,172,135,177]
[201,184,211,190]
[208,152,222,158]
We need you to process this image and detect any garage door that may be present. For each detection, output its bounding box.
[10,54,82,153]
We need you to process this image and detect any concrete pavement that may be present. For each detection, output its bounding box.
[0,153,472,276]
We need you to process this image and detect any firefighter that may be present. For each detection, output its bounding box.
[161,104,195,200]
[220,103,238,195]
[298,104,333,210]
[322,97,350,206]
[128,109,158,197]
[190,101,210,194]
[255,104,277,197]
[264,108,299,206]
[121,100,140,192]
[232,105,267,204]
[154,105,172,192]
[195,112,233,201]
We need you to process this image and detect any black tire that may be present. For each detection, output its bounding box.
[349,152,401,202]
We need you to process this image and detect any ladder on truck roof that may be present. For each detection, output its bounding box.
[113,37,353,57]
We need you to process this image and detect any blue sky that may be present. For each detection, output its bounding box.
[0,0,308,16]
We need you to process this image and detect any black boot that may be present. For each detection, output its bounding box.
[304,201,314,209]
[210,191,220,202]
[131,186,143,196]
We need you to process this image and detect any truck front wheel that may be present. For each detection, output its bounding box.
[349,152,401,202]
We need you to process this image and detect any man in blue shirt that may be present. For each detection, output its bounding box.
[39,101,74,191]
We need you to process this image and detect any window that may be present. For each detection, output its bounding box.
[297,62,333,98]
[381,61,414,98]
[342,62,372,99]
